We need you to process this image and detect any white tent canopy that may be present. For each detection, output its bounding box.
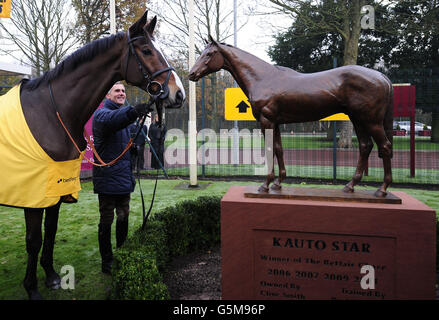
[0,61,31,76]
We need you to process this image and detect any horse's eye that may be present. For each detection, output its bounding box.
[142,48,152,55]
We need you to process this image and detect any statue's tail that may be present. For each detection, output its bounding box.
[383,77,394,159]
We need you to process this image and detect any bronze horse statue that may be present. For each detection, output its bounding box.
[0,10,185,299]
[189,36,393,197]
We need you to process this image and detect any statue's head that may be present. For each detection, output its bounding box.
[188,35,224,81]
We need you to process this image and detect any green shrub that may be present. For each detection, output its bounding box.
[112,195,221,299]
[156,196,221,258]
[112,249,169,300]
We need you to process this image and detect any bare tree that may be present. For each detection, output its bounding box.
[72,0,109,44]
[150,0,254,58]
[0,0,76,76]
[149,0,255,131]
[72,0,147,45]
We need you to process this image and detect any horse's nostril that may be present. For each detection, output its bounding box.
[176,90,184,103]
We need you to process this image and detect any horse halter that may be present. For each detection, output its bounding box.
[124,31,174,99]
[49,32,175,168]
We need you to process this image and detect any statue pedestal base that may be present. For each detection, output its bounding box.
[221,186,436,300]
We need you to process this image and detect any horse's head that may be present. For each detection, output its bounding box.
[188,35,225,82]
[124,11,185,109]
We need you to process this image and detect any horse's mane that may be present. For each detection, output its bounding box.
[22,32,125,91]
[217,41,270,68]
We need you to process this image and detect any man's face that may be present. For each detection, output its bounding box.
[106,84,126,106]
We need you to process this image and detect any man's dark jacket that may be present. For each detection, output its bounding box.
[128,121,148,146]
[92,99,138,195]
[148,122,167,169]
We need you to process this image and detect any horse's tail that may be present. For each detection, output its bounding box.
[383,76,394,158]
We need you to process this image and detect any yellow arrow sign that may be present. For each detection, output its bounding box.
[225,88,349,121]
[225,88,256,121]
[0,0,11,18]
[320,113,350,121]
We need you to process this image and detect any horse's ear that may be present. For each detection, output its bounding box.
[208,34,218,46]
[203,37,209,45]
[129,10,148,36]
[145,16,157,35]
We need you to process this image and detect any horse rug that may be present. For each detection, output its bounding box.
[0,85,83,208]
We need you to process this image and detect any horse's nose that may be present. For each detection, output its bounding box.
[176,90,184,105]
[188,72,197,81]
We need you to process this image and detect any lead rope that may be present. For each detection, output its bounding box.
[127,99,167,230]
[49,81,158,167]
[50,30,174,228]
[140,169,159,231]
[140,131,167,230]
[132,122,156,231]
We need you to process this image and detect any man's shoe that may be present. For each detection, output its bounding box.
[98,223,113,274]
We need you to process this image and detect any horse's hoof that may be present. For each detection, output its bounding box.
[342,185,354,193]
[270,183,282,191]
[26,288,44,300]
[45,273,61,290]
[374,189,387,198]
[258,185,269,193]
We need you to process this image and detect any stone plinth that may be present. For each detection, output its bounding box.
[221,186,436,300]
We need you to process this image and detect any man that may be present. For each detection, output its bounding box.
[148,113,167,170]
[92,82,150,274]
[128,118,148,173]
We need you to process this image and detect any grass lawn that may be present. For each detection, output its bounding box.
[0,179,437,300]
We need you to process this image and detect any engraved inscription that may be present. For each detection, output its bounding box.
[253,230,396,300]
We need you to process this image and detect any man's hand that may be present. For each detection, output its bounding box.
[133,103,147,117]
[133,103,153,117]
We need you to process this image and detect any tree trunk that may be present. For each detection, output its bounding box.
[325,122,335,141]
[337,0,362,149]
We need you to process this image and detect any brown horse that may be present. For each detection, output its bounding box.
[189,36,394,197]
[0,10,185,299]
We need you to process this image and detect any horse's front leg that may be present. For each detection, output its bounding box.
[23,208,44,300]
[40,202,62,290]
[271,125,286,191]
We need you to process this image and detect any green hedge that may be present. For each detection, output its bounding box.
[111,195,221,300]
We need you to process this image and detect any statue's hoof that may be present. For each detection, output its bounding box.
[342,185,354,193]
[258,185,269,193]
[270,184,282,191]
[45,273,61,290]
[374,189,387,198]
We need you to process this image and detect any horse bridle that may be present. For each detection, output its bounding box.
[49,31,177,168]
[124,31,175,99]
[47,31,172,228]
